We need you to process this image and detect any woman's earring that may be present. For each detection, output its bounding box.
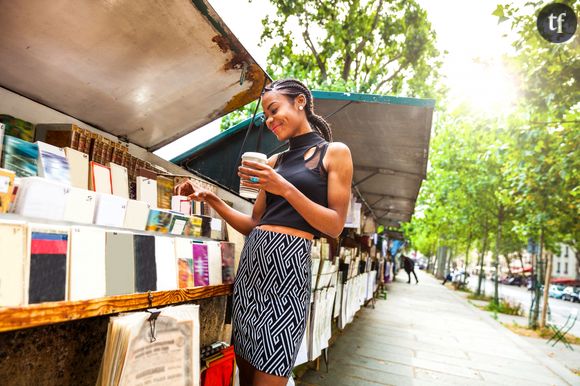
[299,105,304,110]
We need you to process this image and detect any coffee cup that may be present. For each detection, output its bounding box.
[239,152,267,199]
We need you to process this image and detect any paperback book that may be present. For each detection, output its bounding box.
[1,135,38,177]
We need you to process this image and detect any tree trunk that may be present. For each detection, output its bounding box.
[493,206,503,306]
[540,249,553,328]
[530,228,544,329]
[477,222,489,296]
[463,235,472,285]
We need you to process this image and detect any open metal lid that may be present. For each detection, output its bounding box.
[0,0,269,151]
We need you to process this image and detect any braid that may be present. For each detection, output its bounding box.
[263,79,333,142]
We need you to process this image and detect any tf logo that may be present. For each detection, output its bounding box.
[537,3,577,43]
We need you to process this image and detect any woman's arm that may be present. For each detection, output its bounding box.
[175,156,277,236]
[239,143,353,238]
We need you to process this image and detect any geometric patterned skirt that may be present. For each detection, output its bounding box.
[232,228,312,377]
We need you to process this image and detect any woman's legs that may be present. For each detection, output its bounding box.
[236,354,289,386]
[236,355,255,386]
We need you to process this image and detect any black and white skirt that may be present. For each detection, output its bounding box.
[232,228,312,377]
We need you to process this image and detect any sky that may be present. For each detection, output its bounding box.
[154,0,518,160]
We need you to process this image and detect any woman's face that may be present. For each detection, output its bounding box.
[261,90,307,141]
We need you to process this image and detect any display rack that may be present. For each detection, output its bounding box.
[0,284,233,333]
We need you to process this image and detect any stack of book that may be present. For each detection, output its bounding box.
[0,220,237,306]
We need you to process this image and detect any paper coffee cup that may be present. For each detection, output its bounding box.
[239,152,267,199]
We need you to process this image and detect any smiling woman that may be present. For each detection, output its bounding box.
[175,78,353,386]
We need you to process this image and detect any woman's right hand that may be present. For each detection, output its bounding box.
[174,180,213,202]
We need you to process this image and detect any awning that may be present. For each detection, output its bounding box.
[172,90,435,227]
[0,0,269,151]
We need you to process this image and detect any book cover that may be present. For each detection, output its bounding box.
[68,226,106,301]
[0,168,15,213]
[108,162,129,198]
[63,187,96,224]
[89,161,112,194]
[220,242,236,285]
[169,213,189,235]
[105,232,135,296]
[145,209,172,233]
[1,135,38,177]
[154,236,177,291]
[174,238,194,288]
[171,195,191,215]
[34,123,82,148]
[0,221,27,306]
[0,114,34,142]
[12,177,68,221]
[156,175,174,210]
[64,147,89,189]
[183,215,202,237]
[192,243,209,287]
[93,193,127,227]
[0,123,4,161]
[136,176,157,208]
[123,199,150,230]
[206,241,222,286]
[27,224,69,304]
[37,142,71,184]
[133,235,157,293]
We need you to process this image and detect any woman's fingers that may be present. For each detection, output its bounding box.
[242,160,268,170]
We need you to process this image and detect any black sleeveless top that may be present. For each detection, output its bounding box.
[258,131,329,236]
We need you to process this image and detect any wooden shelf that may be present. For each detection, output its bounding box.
[0,284,233,333]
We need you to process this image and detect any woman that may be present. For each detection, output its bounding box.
[176,79,353,386]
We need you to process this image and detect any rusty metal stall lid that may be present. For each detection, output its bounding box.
[0,0,270,151]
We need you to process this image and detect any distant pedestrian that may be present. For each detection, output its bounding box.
[402,254,418,284]
[441,270,453,285]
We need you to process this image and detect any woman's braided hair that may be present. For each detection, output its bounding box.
[262,79,333,142]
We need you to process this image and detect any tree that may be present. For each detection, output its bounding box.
[260,0,442,98]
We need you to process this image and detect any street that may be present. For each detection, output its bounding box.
[298,270,578,386]
[467,277,580,337]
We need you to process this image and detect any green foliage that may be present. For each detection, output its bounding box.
[485,298,524,316]
[258,0,444,99]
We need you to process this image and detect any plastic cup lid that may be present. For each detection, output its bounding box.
[241,152,267,160]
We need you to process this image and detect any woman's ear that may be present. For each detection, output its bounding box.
[295,94,307,110]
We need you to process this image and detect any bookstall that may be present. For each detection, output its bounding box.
[173,91,435,374]
[0,1,269,385]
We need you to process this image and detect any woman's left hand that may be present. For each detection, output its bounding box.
[238,160,290,197]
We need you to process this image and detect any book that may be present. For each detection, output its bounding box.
[210,218,223,240]
[154,236,178,291]
[0,221,27,306]
[89,161,112,194]
[105,232,135,296]
[156,175,174,209]
[34,123,84,149]
[145,209,172,233]
[206,241,222,286]
[1,135,38,177]
[108,162,129,198]
[12,177,68,221]
[36,141,71,184]
[63,187,97,224]
[168,213,189,235]
[0,114,34,142]
[123,199,150,230]
[220,242,236,285]
[183,215,202,237]
[0,123,4,161]
[68,226,106,301]
[225,223,244,274]
[27,224,69,304]
[0,168,16,213]
[171,195,191,215]
[64,147,89,189]
[175,238,194,288]
[192,243,209,287]
[94,193,127,227]
[96,305,200,386]
[133,235,157,293]
[136,176,157,208]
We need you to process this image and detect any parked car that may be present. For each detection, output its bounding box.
[548,284,566,299]
[561,286,580,302]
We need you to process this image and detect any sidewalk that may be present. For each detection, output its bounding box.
[297,270,579,386]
